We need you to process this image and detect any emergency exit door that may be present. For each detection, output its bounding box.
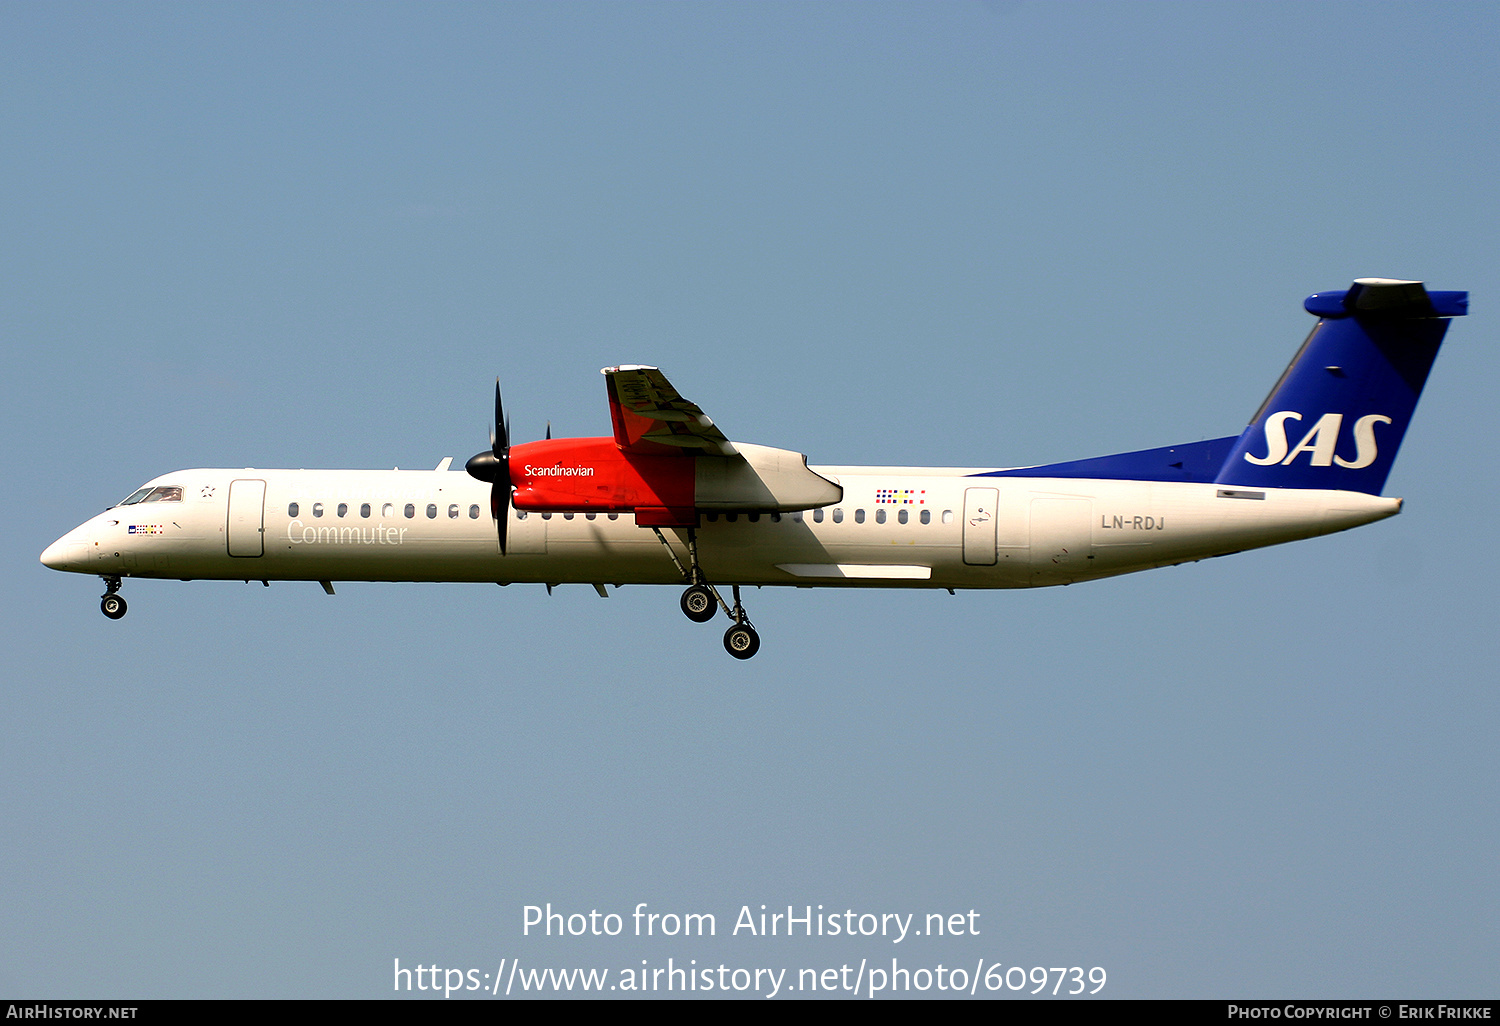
[962,487,999,566]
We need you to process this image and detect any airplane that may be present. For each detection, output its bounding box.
[41,277,1466,659]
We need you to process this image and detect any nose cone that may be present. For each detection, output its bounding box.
[40,537,66,569]
[41,531,89,572]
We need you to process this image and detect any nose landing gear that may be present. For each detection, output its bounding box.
[99,576,127,619]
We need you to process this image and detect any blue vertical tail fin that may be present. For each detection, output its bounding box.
[1215,278,1466,495]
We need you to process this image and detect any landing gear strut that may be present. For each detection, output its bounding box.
[99,576,127,619]
[654,527,761,659]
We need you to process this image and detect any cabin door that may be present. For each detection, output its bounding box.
[227,479,266,557]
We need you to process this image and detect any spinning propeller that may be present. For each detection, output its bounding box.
[465,380,512,554]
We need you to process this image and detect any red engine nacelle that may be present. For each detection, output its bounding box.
[509,438,696,523]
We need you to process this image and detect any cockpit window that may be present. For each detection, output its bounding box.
[117,487,154,506]
[139,486,183,503]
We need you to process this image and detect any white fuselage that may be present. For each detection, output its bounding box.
[41,465,1401,591]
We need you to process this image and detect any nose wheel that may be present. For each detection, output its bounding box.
[99,576,127,619]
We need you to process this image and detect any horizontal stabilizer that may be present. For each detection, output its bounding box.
[1304,279,1468,319]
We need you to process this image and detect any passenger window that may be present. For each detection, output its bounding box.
[854,509,865,524]
[541,512,552,520]
[726,513,738,523]
[448,504,459,519]
[813,509,824,523]
[608,513,619,520]
[288,502,299,517]
[563,512,574,520]
[793,512,803,523]
[897,509,907,524]
[404,503,415,518]
[875,509,885,524]
[361,503,372,518]
[771,512,781,522]
[382,503,394,518]
[517,510,527,519]
[427,504,437,519]
[832,509,843,524]
[585,512,596,520]
[920,509,930,525]
[748,513,760,523]
[705,513,719,522]
[338,503,348,518]
[312,502,324,518]
[942,510,953,524]
[469,505,480,519]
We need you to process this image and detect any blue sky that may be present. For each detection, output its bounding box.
[4,1,1496,999]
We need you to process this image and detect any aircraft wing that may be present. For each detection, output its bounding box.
[601,365,736,457]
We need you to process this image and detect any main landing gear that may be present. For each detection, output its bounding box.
[100,576,127,619]
[722,603,760,660]
[654,527,761,660]
[680,584,716,623]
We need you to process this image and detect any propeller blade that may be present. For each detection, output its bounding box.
[494,379,508,455]
[495,380,512,554]
[492,481,509,555]
[466,378,514,555]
